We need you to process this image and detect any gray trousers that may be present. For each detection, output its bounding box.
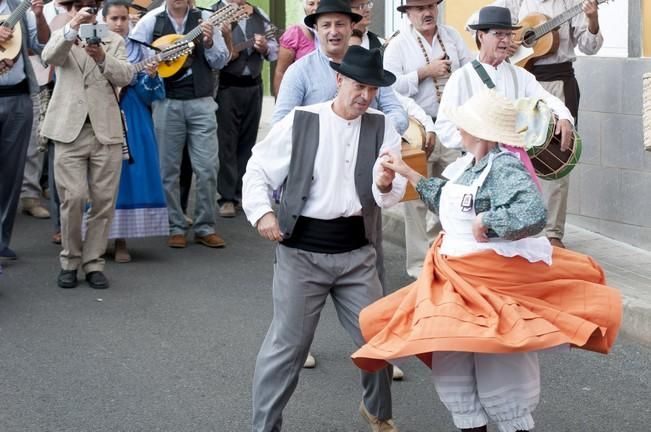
[252,244,393,432]
[539,80,570,241]
[0,93,33,251]
[20,92,44,199]
[152,97,219,237]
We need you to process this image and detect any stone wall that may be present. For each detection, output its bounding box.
[568,56,651,249]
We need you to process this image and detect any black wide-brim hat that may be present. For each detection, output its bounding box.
[304,0,363,28]
[468,6,522,30]
[397,0,444,14]
[329,45,396,88]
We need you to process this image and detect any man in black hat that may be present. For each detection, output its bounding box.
[435,5,573,174]
[466,0,601,249]
[271,0,408,135]
[243,45,406,432]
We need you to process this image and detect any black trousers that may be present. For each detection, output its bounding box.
[0,93,33,251]
[216,83,263,204]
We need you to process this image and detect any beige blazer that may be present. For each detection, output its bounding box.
[41,28,134,145]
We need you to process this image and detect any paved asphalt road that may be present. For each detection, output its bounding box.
[1,212,650,432]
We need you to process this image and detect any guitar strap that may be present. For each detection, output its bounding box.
[471,59,496,89]
[470,59,520,97]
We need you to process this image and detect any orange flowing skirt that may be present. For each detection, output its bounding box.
[352,235,622,372]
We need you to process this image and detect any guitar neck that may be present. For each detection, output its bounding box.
[233,38,255,53]
[232,28,276,53]
[534,0,606,40]
[178,4,243,44]
[2,0,32,29]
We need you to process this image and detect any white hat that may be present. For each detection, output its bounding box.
[443,89,526,148]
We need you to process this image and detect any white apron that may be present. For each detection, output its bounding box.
[438,152,553,265]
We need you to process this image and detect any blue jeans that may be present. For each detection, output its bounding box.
[152,97,219,237]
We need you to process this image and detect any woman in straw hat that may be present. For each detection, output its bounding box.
[355,89,622,432]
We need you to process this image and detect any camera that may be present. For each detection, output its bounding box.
[78,23,108,45]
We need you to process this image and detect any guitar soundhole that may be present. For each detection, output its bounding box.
[522,29,536,48]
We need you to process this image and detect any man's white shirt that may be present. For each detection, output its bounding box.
[243,101,407,227]
[434,58,574,149]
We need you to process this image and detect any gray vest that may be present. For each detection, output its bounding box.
[7,0,39,94]
[277,109,387,284]
[219,4,266,78]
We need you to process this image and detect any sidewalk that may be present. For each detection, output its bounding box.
[258,96,651,346]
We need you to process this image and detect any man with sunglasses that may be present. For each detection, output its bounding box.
[349,0,381,50]
[467,0,601,250]
[435,6,573,170]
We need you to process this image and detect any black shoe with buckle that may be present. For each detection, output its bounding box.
[85,271,109,289]
[57,269,78,289]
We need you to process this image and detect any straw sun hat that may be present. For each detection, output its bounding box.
[443,89,526,148]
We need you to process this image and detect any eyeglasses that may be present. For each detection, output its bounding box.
[486,30,515,40]
[352,1,374,11]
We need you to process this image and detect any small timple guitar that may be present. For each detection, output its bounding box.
[0,0,33,75]
[152,3,249,78]
[512,0,611,68]
[231,25,277,54]
[132,40,196,73]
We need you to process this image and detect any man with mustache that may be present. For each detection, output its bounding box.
[383,0,473,279]
[435,6,573,168]
[243,46,405,432]
[463,0,602,249]
[272,0,408,135]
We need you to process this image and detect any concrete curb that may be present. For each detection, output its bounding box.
[381,206,651,346]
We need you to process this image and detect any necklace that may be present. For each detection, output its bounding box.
[415,30,450,103]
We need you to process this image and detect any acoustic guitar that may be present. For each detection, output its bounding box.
[0,0,33,75]
[152,3,249,78]
[512,0,610,69]
[231,25,277,54]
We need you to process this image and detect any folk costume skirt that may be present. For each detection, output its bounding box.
[352,234,622,372]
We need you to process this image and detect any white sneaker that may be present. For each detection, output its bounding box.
[303,352,316,368]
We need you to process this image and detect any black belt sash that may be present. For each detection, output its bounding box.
[530,61,580,122]
[0,79,29,97]
[219,71,262,88]
[281,216,368,254]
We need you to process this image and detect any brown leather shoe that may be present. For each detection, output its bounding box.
[549,238,566,249]
[195,233,226,248]
[167,234,187,248]
[52,231,62,245]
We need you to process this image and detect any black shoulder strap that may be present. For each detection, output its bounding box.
[153,11,168,40]
[471,59,496,89]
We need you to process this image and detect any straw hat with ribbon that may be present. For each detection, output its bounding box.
[442,89,527,148]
